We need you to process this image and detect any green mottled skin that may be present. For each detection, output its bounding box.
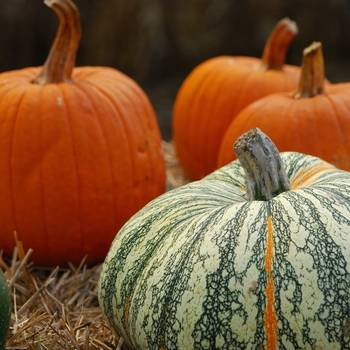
[98,152,350,350]
[0,270,10,350]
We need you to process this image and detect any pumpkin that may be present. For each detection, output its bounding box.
[0,0,166,267]
[172,18,300,181]
[0,269,11,350]
[218,42,350,171]
[98,127,350,349]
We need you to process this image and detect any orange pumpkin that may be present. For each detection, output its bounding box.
[172,18,301,181]
[218,42,350,171]
[0,0,166,267]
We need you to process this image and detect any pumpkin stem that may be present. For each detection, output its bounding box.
[32,0,81,85]
[234,128,291,201]
[260,17,298,71]
[294,42,325,99]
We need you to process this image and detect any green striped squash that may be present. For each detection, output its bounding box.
[98,128,350,350]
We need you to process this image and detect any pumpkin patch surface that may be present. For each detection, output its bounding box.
[99,137,350,349]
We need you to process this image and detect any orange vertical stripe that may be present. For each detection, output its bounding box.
[264,215,278,350]
[290,162,335,190]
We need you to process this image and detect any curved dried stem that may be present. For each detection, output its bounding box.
[294,41,325,99]
[32,0,82,85]
[260,18,298,71]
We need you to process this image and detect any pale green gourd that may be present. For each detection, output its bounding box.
[99,128,350,350]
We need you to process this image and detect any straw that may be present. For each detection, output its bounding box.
[1,140,188,349]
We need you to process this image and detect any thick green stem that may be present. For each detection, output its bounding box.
[234,128,291,201]
[32,0,81,85]
[260,17,298,71]
[294,42,325,98]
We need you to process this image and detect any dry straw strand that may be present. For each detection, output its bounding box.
[1,141,187,349]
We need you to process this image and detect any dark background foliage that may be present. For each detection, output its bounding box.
[1,0,350,139]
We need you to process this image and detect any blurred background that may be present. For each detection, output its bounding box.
[1,0,350,140]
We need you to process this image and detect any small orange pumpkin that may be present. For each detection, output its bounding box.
[218,42,350,171]
[0,0,166,266]
[172,18,301,181]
